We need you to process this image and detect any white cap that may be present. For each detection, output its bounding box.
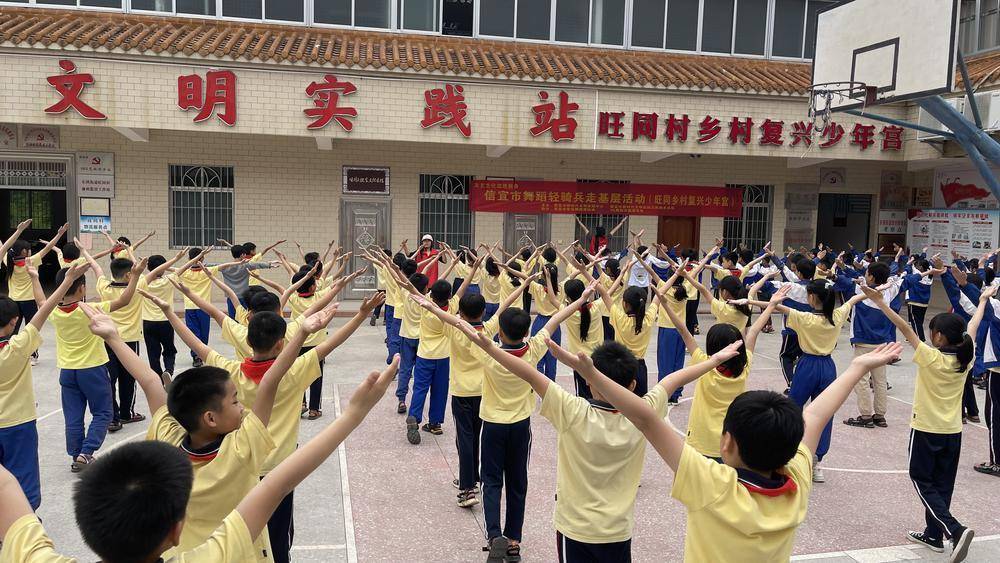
[422,234,433,241]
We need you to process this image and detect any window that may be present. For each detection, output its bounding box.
[631,0,666,48]
[701,0,734,53]
[733,0,767,55]
[223,0,261,19]
[400,0,439,31]
[723,184,772,250]
[556,0,590,43]
[665,0,699,50]
[517,0,552,39]
[169,165,234,248]
[480,0,515,36]
[772,0,806,57]
[591,0,626,45]
[982,0,1000,52]
[35,0,122,6]
[960,0,978,54]
[314,0,351,24]
[266,0,304,21]
[443,0,474,36]
[356,0,392,28]
[9,191,53,230]
[419,175,474,249]
[177,0,215,15]
[575,215,629,253]
[803,0,833,58]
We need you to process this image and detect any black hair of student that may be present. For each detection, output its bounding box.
[241,285,267,307]
[564,279,591,341]
[594,225,607,238]
[574,251,591,266]
[402,259,418,277]
[409,272,429,294]
[723,390,804,471]
[540,263,560,296]
[248,291,280,314]
[787,253,805,269]
[507,261,522,287]
[430,280,452,306]
[458,292,486,320]
[795,258,816,280]
[117,236,132,246]
[291,268,317,294]
[519,248,532,261]
[718,276,751,320]
[0,296,19,326]
[499,307,532,341]
[147,254,167,271]
[166,366,230,433]
[247,311,287,351]
[968,258,980,271]
[636,245,649,256]
[706,323,747,377]
[984,268,996,287]
[74,441,193,563]
[304,251,320,264]
[605,257,621,278]
[806,279,837,325]
[591,341,639,388]
[485,257,501,276]
[739,249,754,264]
[867,262,890,285]
[913,258,930,272]
[54,267,86,295]
[230,243,245,259]
[62,242,81,261]
[672,276,688,301]
[110,258,134,280]
[456,249,470,265]
[542,247,557,263]
[723,251,739,265]
[188,247,202,260]
[680,248,698,261]
[5,239,32,280]
[929,312,975,373]
[819,256,835,269]
[622,285,648,335]
[392,252,407,268]
[762,254,772,266]
[242,242,257,254]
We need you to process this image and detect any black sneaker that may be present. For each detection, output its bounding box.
[668,397,679,406]
[907,531,943,553]
[406,416,420,445]
[397,401,407,414]
[951,527,975,563]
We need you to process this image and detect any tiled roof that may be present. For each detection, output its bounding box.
[960,48,1000,91]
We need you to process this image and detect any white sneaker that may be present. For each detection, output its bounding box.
[812,457,826,483]
[30,356,38,366]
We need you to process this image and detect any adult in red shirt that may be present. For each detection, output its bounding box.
[415,234,441,285]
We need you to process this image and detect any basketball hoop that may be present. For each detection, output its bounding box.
[808,81,875,132]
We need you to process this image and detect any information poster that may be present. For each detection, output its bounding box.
[932,166,1000,209]
[907,209,1000,257]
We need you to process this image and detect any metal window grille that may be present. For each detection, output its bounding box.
[723,184,773,250]
[8,191,54,230]
[418,174,474,249]
[0,159,68,190]
[168,165,234,248]
[575,179,630,253]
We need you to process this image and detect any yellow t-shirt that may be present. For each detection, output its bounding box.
[453,261,483,285]
[686,348,753,458]
[911,342,967,434]
[97,276,143,342]
[477,329,550,424]
[610,302,657,358]
[417,297,457,359]
[221,316,299,361]
[178,266,220,310]
[50,301,111,369]
[529,281,559,316]
[540,383,669,543]
[206,349,321,473]
[672,442,814,562]
[448,317,501,397]
[481,274,503,304]
[499,275,519,302]
[0,511,256,563]
[142,275,176,322]
[146,407,275,560]
[236,303,251,326]
[7,254,42,302]
[375,264,399,308]
[286,289,329,347]
[0,324,42,428]
[711,298,749,329]
[598,271,625,310]
[398,296,423,340]
[248,253,264,286]
[563,301,606,357]
[656,290,688,329]
[786,305,851,356]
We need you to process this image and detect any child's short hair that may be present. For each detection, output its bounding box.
[241,285,267,306]
[409,272,429,294]
[519,248,531,261]
[498,308,531,341]
[248,291,280,314]
[110,258,134,280]
[984,268,996,287]
[147,254,166,271]
[242,242,257,254]
[0,296,20,326]
[117,236,132,246]
[247,311,287,350]
[867,262,890,285]
[723,390,804,471]
[637,245,649,256]
[723,251,739,265]
[230,244,245,259]
[74,441,193,563]
[392,253,407,268]
[706,323,747,376]
[402,259,418,277]
[967,272,984,289]
[54,267,85,295]
[458,293,486,320]
[542,247,557,263]
[591,341,639,388]
[166,367,231,432]
[485,257,501,276]
[62,243,80,261]
[739,249,754,264]
[795,258,816,280]
[291,269,317,293]
[430,280,452,305]
[188,247,202,260]
[304,251,320,264]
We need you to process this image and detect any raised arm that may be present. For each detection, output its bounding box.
[313,292,385,360]
[454,256,481,300]
[969,286,999,337]
[34,223,68,259]
[260,239,286,258]
[75,237,105,279]
[743,286,789,352]
[141,289,213,361]
[653,282,697,353]
[203,268,243,311]
[145,248,187,285]
[496,272,538,316]
[279,263,319,309]
[169,277,228,327]
[129,231,155,252]
[858,284,919,349]
[173,248,211,278]
[0,219,31,258]
[608,216,628,237]
[108,258,147,313]
[681,267,714,303]
[29,263,89,331]
[542,281,596,335]
[455,318,552,397]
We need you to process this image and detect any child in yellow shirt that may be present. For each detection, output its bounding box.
[177,247,220,368]
[140,250,188,384]
[4,221,65,364]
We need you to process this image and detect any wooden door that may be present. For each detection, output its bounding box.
[657,216,699,250]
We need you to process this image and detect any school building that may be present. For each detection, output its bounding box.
[1,2,999,297]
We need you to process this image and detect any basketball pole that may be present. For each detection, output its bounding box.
[918,95,1000,199]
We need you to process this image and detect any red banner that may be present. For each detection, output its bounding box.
[470,180,742,217]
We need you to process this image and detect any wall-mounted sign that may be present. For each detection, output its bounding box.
[913,186,933,208]
[80,215,111,233]
[20,126,59,149]
[907,210,1000,257]
[879,170,909,210]
[820,167,847,188]
[77,152,115,198]
[80,197,110,216]
[343,166,389,195]
[932,166,999,209]
[0,124,16,149]
[784,184,819,211]
[877,210,907,235]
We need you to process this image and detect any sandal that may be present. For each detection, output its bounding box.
[122,413,146,425]
[306,409,322,420]
[872,415,888,428]
[506,541,522,562]
[71,454,95,473]
[843,416,875,428]
[485,537,510,563]
[974,462,1000,477]
[421,423,443,435]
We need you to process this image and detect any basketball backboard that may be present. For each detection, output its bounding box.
[810,0,960,113]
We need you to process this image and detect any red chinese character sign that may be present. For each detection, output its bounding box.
[305,75,358,131]
[470,179,742,218]
[530,91,579,142]
[44,60,106,120]
[178,70,237,126]
[421,84,471,137]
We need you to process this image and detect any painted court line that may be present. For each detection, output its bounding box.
[332,383,359,563]
[37,408,62,422]
[291,544,347,551]
[791,534,1000,561]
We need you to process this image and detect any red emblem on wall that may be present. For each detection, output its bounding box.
[44,60,106,120]
[939,178,992,207]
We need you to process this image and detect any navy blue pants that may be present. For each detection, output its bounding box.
[481,418,531,542]
[557,531,631,563]
[789,353,836,461]
[60,366,113,457]
[452,395,482,490]
[0,421,40,509]
[909,429,963,541]
[602,316,615,341]
[13,300,38,359]
[396,336,419,402]
[657,327,685,400]
[185,309,210,359]
[483,302,500,322]
[143,320,176,375]
[779,330,802,386]
[299,346,325,412]
[386,313,401,364]
[987,371,999,464]
[634,359,648,398]
[531,315,561,380]
[574,370,592,399]
[107,341,141,422]
[265,485,294,563]
[408,357,449,424]
[685,297,699,334]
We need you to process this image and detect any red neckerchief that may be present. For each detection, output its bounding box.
[58,303,80,314]
[12,258,25,267]
[240,358,275,385]
[0,338,9,349]
[716,364,739,379]
[62,258,75,264]
[728,268,742,277]
[297,291,314,298]
[180,437,223,463]
[189,266,203,272]
[736,468,798,497]
[112,244,126,254]
[440,304,449,312]
[501,343,530,358]
[242,254,254,260]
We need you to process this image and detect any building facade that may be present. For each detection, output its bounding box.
[1,2,998,296]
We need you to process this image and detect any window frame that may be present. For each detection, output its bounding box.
[722,183,773,251]
[168,164,235,249]
[417,174,476,250]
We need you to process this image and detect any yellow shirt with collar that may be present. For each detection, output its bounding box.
[529,281,558,316]
[142,275,177,322]
[912,342,967,434]
[248,253,264,286]
[447,316,501,397]
[540,383,669,543]
[671,442,814,562]
[97,276,143,342]
[398,295,423,340]
[598,271,625,312]
[417,297,457,359]
[786,305,851,356]
[286,289,329,347]
[178,266,220,310]
[50,301,111,369]
[0,324,42,428]
[610,302,657,358]
[7,254,42,302]
[499,274,519,302]
[206,349,321,473]
[221,316,299,361]
[711,298,749,329]
[53,248,86,270]
[481,274,503,304]
[686,348,753,458]
[475,329,550,424]
[655,287,688,329]
[453,261,483,285]
[0,510,257,563]
[146,407,275,561]
[563,300,606,357]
